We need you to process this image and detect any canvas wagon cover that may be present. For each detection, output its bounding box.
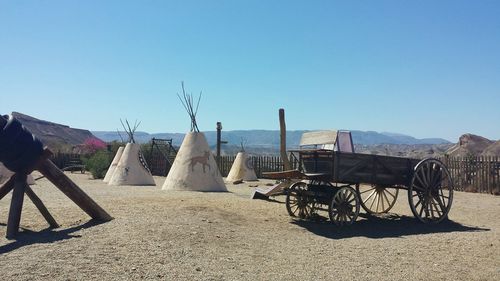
[299,130,338,146]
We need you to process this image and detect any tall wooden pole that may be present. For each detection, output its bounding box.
[216,122,222,159]
[279,109,291,170]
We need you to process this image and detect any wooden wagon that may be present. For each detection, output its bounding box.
[264,131,454,225]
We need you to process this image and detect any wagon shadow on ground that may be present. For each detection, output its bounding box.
[0,219,105,254]
[291,213,489,239]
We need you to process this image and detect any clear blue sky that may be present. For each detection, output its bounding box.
[1,0,499,141]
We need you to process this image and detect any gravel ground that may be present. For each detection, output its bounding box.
[0,172,499,280]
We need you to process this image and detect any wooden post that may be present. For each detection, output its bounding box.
[216,122,222,159]
[279,109,291,171]
[6,174,27,239]
[25,186,59,228]
[37,157,112,221]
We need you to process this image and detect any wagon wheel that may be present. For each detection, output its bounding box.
[286,181,315,219]
[356,184,398,214]
[408,158,454,223]
[328,186,360,226]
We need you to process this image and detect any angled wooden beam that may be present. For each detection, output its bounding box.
[0,176,15,200]
[6,174,27,239]
[37,156,112,221]
[25,185,59,228]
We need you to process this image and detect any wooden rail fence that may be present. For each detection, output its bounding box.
[442,156,499,194]
[49,152,499,195]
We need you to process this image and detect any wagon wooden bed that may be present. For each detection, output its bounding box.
[264,131,454,225]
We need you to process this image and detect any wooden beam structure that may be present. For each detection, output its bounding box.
[0,112,112,238]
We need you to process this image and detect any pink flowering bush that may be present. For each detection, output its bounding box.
[83,137,107,154]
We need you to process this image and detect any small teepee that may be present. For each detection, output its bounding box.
[103,146,124,183]
[108,120,155,186]
[162,83,227,192]
[226,140,258,182]
[0,162,35,185]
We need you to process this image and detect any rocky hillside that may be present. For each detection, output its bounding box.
[445,133,499,157]
[10,112,98,151]
[481,141,500,156]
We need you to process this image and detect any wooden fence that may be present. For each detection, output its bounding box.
[217,155,299,178]
[49,152,499,195]
[442,156,499,194]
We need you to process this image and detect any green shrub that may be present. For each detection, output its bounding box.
[83,151,112,179]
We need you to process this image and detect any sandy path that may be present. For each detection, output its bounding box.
[0,173,499,280]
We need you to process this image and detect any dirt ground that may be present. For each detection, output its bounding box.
[0,172,499,280]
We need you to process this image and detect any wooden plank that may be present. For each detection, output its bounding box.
[25,185,59,228]
[37,157,112,222]
[6,174,27,239]
[262,169,303,179]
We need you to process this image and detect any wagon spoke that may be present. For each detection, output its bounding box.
[429,200,436,219]
[418,200,425,218]
[360,186,376,194]
[417,168,428,187]
[414,195,422,209]
[358,185,398,214]
[431,198,443,217]
[369,192,378,211]
[381,191,391,211]
[380,191,386,212]
[385,189,397,199]
[434,193,447,215]
[363,189,377,204]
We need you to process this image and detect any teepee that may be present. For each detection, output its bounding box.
[226,140,257,182]
[108,120,155,186]
[0,162,35,185]
[103,146,124,183]
[162,83,227,192]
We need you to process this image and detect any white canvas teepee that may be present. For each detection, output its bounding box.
[103,146,124,183]
[162,132,226,191]
[0,162,35,185]
[162,83,227,192]
[108,120,155,186]
[226,152,258,182]
[108,143,155,186]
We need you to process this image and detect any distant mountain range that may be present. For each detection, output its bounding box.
[92,130,451,147]
[5,112,457,157]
